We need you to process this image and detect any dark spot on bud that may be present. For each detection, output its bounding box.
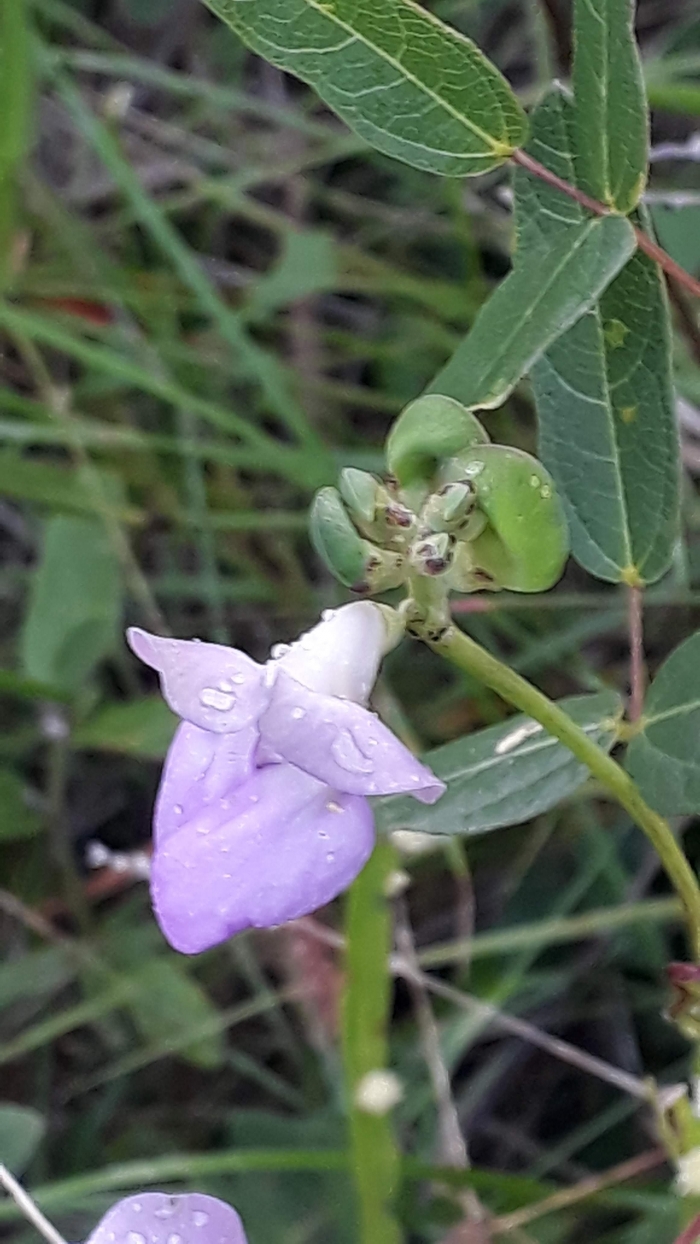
[425,557,449,575]
[385,503,413,528]
[471,569,497,588]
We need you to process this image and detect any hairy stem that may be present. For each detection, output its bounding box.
[342,841,403,1244]
[426,623,700,960]
[511,148,700,300]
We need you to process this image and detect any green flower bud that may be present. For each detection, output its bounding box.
[339,468,380,528]
[339,468,414,545]
[451,446,569,592]
[310,488,406,593]
[409,531,453,577]
[386,395,490,489]
[422,481,476,534]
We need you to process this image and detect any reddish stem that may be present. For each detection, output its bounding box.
[511,149,700,300]
[674,1214,700,1244]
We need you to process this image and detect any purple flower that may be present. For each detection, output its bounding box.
[128,603,445,954]
[86,1193,247,1244]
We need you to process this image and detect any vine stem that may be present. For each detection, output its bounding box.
[511,148,700,300]
[425,623,700,961]
[342,841,403,1244]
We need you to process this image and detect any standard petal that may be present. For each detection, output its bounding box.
[154,721,258,847]
[272,601,386,703]
[260,670,445,803]
[85,1192,248,1244]
[151,763,374,954]
[127,628,268,733]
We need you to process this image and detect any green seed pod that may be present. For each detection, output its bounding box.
[454,446,569,592]
[310,488,406,593]
[386,395,490,489]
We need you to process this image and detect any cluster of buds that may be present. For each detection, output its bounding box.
[310,395,569,598]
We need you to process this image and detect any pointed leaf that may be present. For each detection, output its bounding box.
[73,696,178,759]
[202,0,527,176]
[0,768,42,841]
[376,691,622,836]
[427,214,635,411]
[129,959,225,1070]
[0,1105,45,1174]
[572,0,648,213]
[515,89,679,585]
[626,630,700,815]
[22,516,122,693]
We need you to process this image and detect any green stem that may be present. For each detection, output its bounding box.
[342,841,403,1244]
[427,622,700,961]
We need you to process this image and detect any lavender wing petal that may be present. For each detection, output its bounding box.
[260,671,445,803]
[85,1193,248,1244]
[154,721,258,847]
[127,628,268,733]
[151,763,374,953]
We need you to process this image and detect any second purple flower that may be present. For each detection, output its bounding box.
[128,603,444,953]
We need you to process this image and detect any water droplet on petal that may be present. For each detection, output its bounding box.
[231,673,246,685]
[154,1207,175,1220]
[326,852,336,864]
[167,1234,182,1244]
[270,642,291,659]
[192,1213,209,1228]
[128,1232,145,1244]
[196,823,210,834]
[321,608,336,621]
[173,804,183,815]
[331,730,374,775]
[132,1206,142,1215]
[199,687,236,711]
[291,707,305,720]
[326,801,343,814]
[318,828,329,838]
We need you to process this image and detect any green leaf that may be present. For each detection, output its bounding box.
[426,214,635,411]
[21,516,122,693]
[74,696,177,759]
[376,691,622,836]
[515,89,679,586]
[0,768,42,841]
[572,0,648,214]
[626,630,700,814]
[202,0,527,176]
[250,229,338,315]
[0,1104,45,1174]
[129,959,225,1070]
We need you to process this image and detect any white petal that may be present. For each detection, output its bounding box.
[271,602,387,703]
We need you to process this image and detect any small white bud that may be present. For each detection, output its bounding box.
[354,1070,404,1116]
[103,83,134,121]
[383,869,411,899]
[390,830,445,858]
